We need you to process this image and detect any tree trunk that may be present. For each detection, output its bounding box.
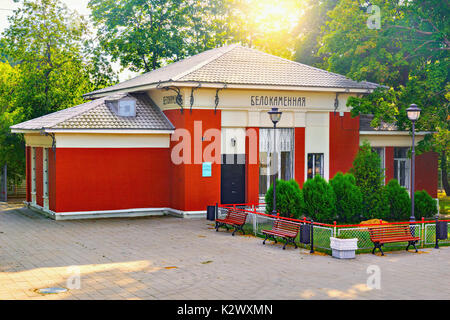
[441,150,450,195]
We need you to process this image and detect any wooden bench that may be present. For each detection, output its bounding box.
[368,224,420,256]
[262,219,301,250]
[215,209,248,236]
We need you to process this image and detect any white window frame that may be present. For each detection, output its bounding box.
[394,147,411,190]
[259,128,294,196]
[372,147,385,184]
[307,153,324,179]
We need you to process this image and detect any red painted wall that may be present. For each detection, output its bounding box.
[415,151,438,198]
[329,112,360,179]
[25,146,31,202]
[35,147,43,207]
[295,127,305,188]
[246,127,259,204]
[164,109,221,211]
[48,148,56,211]
[385,147,394,185]
[53,148,170,212]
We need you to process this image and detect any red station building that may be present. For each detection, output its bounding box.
[11,45,438,220]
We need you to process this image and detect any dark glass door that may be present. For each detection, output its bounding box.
[221,154,246,204]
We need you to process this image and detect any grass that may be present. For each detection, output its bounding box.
[222,220,450,256]
[438,194,450,215]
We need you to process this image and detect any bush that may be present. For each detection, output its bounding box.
[265,179,304,218]
[364,190,390,220]
[414,190,437,219]
[302,175,336,223]
[329,172,363,223]
[383,179,411,221]
[350,141,389,219]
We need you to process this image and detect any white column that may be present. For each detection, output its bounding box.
[43,148,49,210]
[31,147,36,204]
[305,112,330,181]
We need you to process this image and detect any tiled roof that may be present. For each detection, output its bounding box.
[11,93,174,131]
[85,44,380,97]
[359,114,398,131]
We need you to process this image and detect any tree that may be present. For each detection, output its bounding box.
[0,0,117,182]
[312,0,449,194]
[293,0,338,66]
[329,172,363,223]
[350,141,389,219]
[88,0,240,72]
[302,175,336,223]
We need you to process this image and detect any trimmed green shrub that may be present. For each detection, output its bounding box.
[383,179,411,221]
[302,175,336,223]
[414,190,438,219]
[350,141,389,219]
[364,189,390,220]
[265,179,304,218]
[329,172,363,223]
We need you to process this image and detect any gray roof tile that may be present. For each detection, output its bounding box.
[11,93,174,131]
[359,114,398,131]
[84,44,380,97]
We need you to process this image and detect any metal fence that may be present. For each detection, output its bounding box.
[216,204,450,254]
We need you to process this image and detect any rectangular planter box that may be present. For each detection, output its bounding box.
[332,249,356,259]
[330,237,358,259]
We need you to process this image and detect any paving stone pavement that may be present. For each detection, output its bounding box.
[0,202,449,300]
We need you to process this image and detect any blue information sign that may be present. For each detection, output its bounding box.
[202,162,212,177]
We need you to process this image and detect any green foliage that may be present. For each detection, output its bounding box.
[304,0,449,194]
[302,175,336,224]
[265,179,304,219]
[294,0,338,66]
[329,172,363,223]
[0,0,117,183]
[383,179,411,221]
[414,190,438,219]
[350,141,389,219]
[88,0,237,72]
[350,141,384,193]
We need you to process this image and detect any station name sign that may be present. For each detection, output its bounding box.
[251,95,306,107]
[163,95,183,105]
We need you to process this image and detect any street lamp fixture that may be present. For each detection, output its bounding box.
[268,108,282,215]
[406,104,421,223]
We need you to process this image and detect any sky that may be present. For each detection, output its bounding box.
[0,0,138,81]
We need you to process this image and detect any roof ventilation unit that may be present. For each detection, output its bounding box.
[106,93,137,117]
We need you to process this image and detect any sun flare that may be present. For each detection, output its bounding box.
[248,0,303,34]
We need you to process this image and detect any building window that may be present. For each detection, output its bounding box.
[394,147,410,190]
[259,128,294,196]
[372,147,385,183]
[307,153,324,179]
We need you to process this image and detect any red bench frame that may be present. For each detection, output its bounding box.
[262,219,301,250]
[215,209,248,236]
[368,224,420,256]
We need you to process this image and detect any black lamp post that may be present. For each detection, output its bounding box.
[268,107,282,215]
[406,103,421,222]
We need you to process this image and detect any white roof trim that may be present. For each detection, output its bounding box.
[359,131,431,136]
[86,81,373,99]
[46,129,174,134]
[13,128,174,134]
